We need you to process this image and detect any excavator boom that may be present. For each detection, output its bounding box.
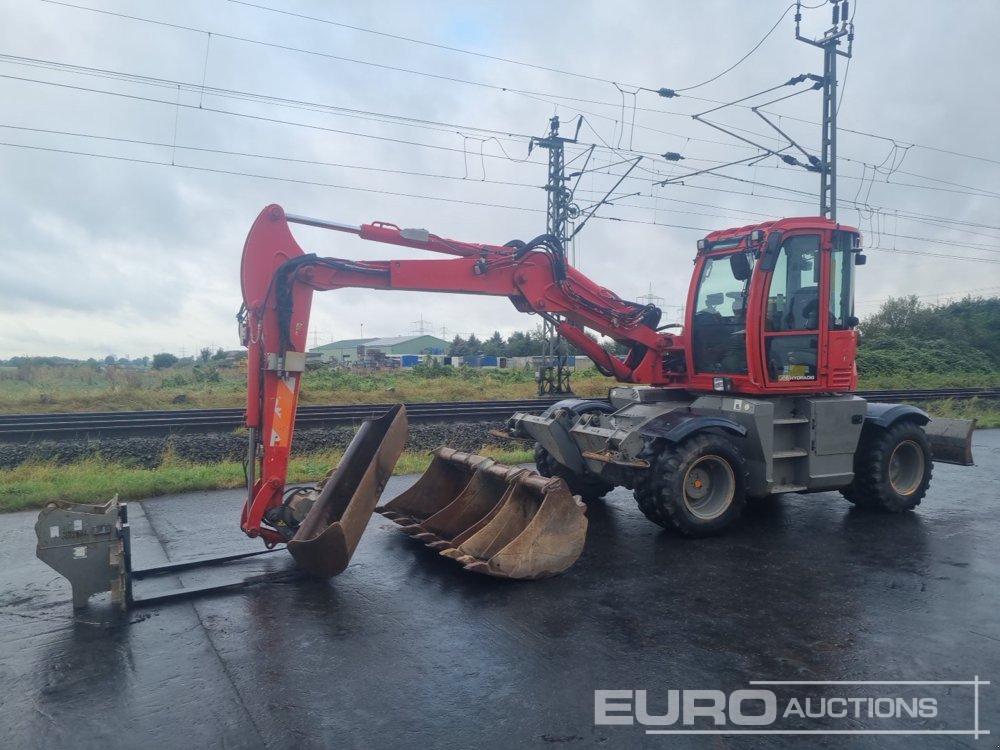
[238,205,622,576]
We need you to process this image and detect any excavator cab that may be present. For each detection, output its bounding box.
[686,218,861,395]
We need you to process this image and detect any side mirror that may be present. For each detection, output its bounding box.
[729,252,752,281]
[855,253,867,266]
[760,231,783,272]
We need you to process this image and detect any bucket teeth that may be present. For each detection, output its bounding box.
[376,448,588,579]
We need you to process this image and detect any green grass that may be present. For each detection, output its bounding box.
[857,372,1000,390]
[3,361,996,513]
[3,397,994,514]
[917,398,1000,428]
[0,447,535,513]
[4,362,998,415]
[0,363,616,413]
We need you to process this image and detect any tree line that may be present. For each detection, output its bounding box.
[857,295,1000,376]
[447,296,1000,377]
[445,327,626,358]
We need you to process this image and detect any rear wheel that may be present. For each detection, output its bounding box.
[635,434,748,536]
[841,420,932,512]
[534,444,614,502]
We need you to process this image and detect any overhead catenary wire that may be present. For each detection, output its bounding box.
[7,134,998,265]
[39,0,1000,170]
[7,52,991,215]
[667,2,824,93]
[2,4,995,269]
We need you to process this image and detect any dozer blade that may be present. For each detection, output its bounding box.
[377,447,588,579]
[288,404,408,578]
[925,417,976,466]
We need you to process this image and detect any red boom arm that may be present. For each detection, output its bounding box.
[238,205,683,544]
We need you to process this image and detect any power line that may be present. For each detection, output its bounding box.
[0,139,543,213]
[39,1,690,130]
[4,66,997,257]
[4,138,999,265]
[0,72,541,165]
[0,55,756,169]
[0,138,723,237]
[41,0,1000,174]
[224,0,634,90]
[8,44,993,214]
[0,122,546,190]
[670,2,821,92]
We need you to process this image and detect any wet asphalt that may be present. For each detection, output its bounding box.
[1,431,997,749]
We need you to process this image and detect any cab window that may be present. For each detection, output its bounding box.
[828,231,857,330]
[691,252,752,375]
[763,235,820,382]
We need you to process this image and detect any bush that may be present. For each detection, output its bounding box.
[152,352,179,369]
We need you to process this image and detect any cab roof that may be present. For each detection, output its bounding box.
[701,216,859,246]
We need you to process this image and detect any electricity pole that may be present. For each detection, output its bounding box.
[530,115,581,396]
[795,0,854,220]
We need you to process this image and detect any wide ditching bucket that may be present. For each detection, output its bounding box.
[288,404,408,577]
[376,447,588,579]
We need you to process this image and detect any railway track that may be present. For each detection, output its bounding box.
[0,389,996,443]
[0,398,558,442]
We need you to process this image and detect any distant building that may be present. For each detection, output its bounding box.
[311,335,450,363]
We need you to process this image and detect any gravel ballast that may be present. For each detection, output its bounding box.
[0,420,521,469]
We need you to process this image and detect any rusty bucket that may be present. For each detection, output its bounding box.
[288,404,408,577]
[377,447,588,579]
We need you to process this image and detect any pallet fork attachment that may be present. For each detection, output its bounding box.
[34,406,408,609]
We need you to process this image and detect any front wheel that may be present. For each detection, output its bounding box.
[636,433,748,536]
[534,444,614,502]
[841,420,932,512]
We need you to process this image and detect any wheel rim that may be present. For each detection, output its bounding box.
[889,440,925,496]
[682,455,735,520]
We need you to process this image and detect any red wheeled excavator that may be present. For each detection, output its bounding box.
[36,204,975,607]
[234,205,973,576]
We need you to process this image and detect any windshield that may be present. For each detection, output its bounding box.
[692,251,753,375]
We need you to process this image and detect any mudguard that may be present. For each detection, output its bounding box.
[864,402,974,466]
[540,398,614,419]
[638,410,747,443]
[863,402,930,428]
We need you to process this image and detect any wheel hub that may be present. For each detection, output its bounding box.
[889,439,925,496]
[682,455,735,520]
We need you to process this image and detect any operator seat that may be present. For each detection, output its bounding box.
[783,285,819,331]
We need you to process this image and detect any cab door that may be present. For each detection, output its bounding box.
[758,232,827,389]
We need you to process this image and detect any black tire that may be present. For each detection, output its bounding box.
[841,420,932,512]
[636,433,748,536]
[632,469,665,527]
[534,443,614,502]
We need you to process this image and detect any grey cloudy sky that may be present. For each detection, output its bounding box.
[1,0,998,359]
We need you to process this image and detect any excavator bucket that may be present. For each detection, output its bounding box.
[288,404,408,577]
[376,448,588,579]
